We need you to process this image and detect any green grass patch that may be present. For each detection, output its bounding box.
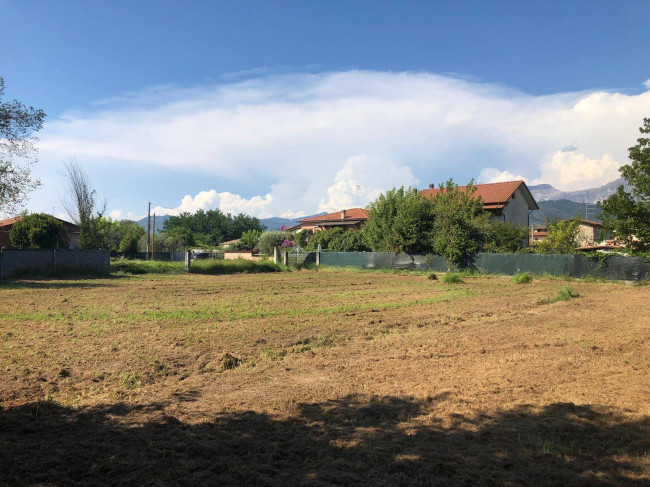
[537,285,580,305]
[441,272,464,284]
[189,258,287,275]
[511,271,533,284]
[110,259,185,275]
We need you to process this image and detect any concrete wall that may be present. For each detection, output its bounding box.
[224,251,262,261]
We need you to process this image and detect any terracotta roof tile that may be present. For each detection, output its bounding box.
[298,208,369,223]
[419,181,525,205]
[0,216,23,229]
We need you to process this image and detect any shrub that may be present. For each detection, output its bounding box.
[511,271,533,284]
[258,231,293,255]
[441,272,464,284]
[10,213,69,249]
[427,272,437,280]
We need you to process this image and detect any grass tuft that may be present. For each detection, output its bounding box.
[537,285,580,305]
[427,272,438,280]
[120,372,141,389]
[441,272,464,284]
[511,272,533,284]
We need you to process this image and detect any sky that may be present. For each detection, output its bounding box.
[2,0,650,220]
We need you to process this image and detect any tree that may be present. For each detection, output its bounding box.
[0,78,46,215]
[361,187,412,252]
[600,118,650,252]
[163,209,265,247]
[232,229,262,250]
[116,220,145,252]
[61,160,107,249]
[258,231,293,255]
[535,217,580,254]
[9,213,69,249]
[428,180,489,264]
[481,220,529,253]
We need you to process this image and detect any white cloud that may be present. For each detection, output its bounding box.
[319,154,418,212]
[531,151,623,190]
[478,168,529,184]
[37,70,650,216]
[109,209,123,219]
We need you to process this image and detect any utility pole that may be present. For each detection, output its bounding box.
[146,202,151,259]
[152,213,156,260]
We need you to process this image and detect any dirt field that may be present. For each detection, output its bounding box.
[1,269,649,486]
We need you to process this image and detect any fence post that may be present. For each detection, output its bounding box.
[283,251,288,266]
[316,243,321,266]
[273,246,279,264]
[185,250,190,272]
[52,249,57,274]
[0,248,3,279]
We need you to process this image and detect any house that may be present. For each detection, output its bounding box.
[295,208,369,232]
[530,219,603,246]
[419,181,539,227]
[0,215,81,249]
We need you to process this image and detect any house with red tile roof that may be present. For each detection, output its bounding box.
[0,215,81,249]
[295,208,369,232]
[419,180,539,227]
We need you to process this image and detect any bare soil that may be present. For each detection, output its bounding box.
[1,270,649,485]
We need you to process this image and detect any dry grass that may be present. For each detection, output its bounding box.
[0,269,649,485]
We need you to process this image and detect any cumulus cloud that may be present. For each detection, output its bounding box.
[38,70,650,217]
[319,154,418,212]
[150,190,275,218]
[478,168,529,184]
[531,150,623,190]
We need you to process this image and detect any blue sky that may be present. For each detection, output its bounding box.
[2,0,650,220]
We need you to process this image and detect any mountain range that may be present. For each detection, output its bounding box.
[528,178,629,204]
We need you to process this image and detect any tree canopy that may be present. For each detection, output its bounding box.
[162,209,265,247]
[0,78,46,215]
[361,180,528,263]
[600,118,650,252]
[10,213,69,249]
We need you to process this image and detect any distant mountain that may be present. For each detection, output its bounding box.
[529,199,602,227]
[134,213,327,233]
[136,215,169,233]
[529,178,630,204]
[260,212,327,231]
[260,217,297,231]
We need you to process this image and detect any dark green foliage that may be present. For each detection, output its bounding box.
[600,118,650,252]
[306,228,369,252]
[533,217,580,254]
[296,229,313,248]
[363,180,528,264]
[231,229,262,251]
[258,231,293,255]
[9,213,69,249]
[0,78,46,214]
[189,259,286,275]
[362,187,411,252]
[481,221,529,253]
[429,180,489,264]
[163,209,265,247]
[116,221,145,252]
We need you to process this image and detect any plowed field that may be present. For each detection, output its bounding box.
[1,270,649,485]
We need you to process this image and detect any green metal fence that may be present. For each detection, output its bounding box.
[318,252,649,281]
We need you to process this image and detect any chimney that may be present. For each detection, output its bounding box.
[429,183,434,189]
[341,209,346,219]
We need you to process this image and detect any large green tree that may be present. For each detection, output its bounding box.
[0,78,46,215]
[600,118,650,252]
[429,180,490,264]
[163,209,265,247]
[10,213,69,249]
[361,187,412,252]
